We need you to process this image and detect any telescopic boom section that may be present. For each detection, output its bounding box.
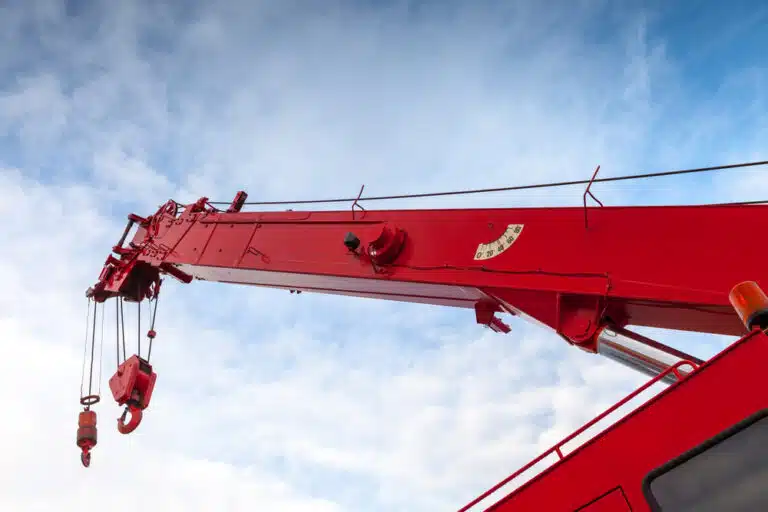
[87,192,764,377]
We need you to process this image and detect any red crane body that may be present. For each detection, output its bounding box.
[85,192,768,510]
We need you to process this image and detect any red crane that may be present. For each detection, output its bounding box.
[76,171,768,510]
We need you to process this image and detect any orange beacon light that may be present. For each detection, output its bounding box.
[729,281,768,331]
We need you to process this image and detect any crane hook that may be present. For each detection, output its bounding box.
[76,408,98,468]
[117,403,143,434]
[109,355,156,435]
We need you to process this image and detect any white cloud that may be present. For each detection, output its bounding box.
[1,1,766,511]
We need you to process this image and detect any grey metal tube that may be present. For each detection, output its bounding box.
[596,325,703,384]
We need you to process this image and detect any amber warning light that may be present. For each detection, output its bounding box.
[729,281,768,331]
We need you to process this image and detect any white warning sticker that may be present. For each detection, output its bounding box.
[473,224,524,260]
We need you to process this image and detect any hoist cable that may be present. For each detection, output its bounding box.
[87,300,97,397]
[115,299,120,369]
[206,159,768,206]
[147,296,159,362]
[120,297,127,363]
[98,302,105,394]
[80,298,92,399]
[137,301,141,358]
[137,284,142,358]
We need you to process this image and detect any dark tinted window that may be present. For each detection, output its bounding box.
[645,411,768,511]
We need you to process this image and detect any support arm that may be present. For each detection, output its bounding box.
[88,192,765,369]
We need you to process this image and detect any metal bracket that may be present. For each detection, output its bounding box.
[227,191,248,213]
[583,165,604,229]
[352,185,366,220]
[475,301,511,333]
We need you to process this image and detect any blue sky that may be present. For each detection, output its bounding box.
[1,1,767,511]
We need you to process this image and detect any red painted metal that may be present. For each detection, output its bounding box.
[457,359,700,511]
[76,409,98,467]
[108,355,157,434]
[462,328,768,511]
[84,192,768,509]
[117,404,143,435]
[89,195,765,346]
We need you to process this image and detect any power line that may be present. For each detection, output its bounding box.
[207,159,768,206]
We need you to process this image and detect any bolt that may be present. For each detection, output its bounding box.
[344,232,361,252]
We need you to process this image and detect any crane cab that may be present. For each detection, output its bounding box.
[461,327,768,511]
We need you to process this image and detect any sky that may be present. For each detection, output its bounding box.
[0,1,767,511]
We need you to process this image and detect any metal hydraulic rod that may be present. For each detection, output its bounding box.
[595,325,703,384]
[460,282,768,511]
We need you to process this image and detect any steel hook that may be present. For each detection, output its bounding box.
[117,404,143,434]
[76,409,97,468]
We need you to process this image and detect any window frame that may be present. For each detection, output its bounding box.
[642,408,768,511]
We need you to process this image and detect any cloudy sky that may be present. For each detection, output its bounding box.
[1,1,767,510]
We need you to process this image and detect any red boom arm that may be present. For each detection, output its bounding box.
[88,193,762,372]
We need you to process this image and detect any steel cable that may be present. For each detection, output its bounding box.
[80,298,92,399]
[205,159,768,206]
[98,302,105,394]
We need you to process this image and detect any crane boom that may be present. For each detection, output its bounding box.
[82,192,768,510]
[89,194,758,368]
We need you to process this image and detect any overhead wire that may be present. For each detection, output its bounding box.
[206,159,768,207]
